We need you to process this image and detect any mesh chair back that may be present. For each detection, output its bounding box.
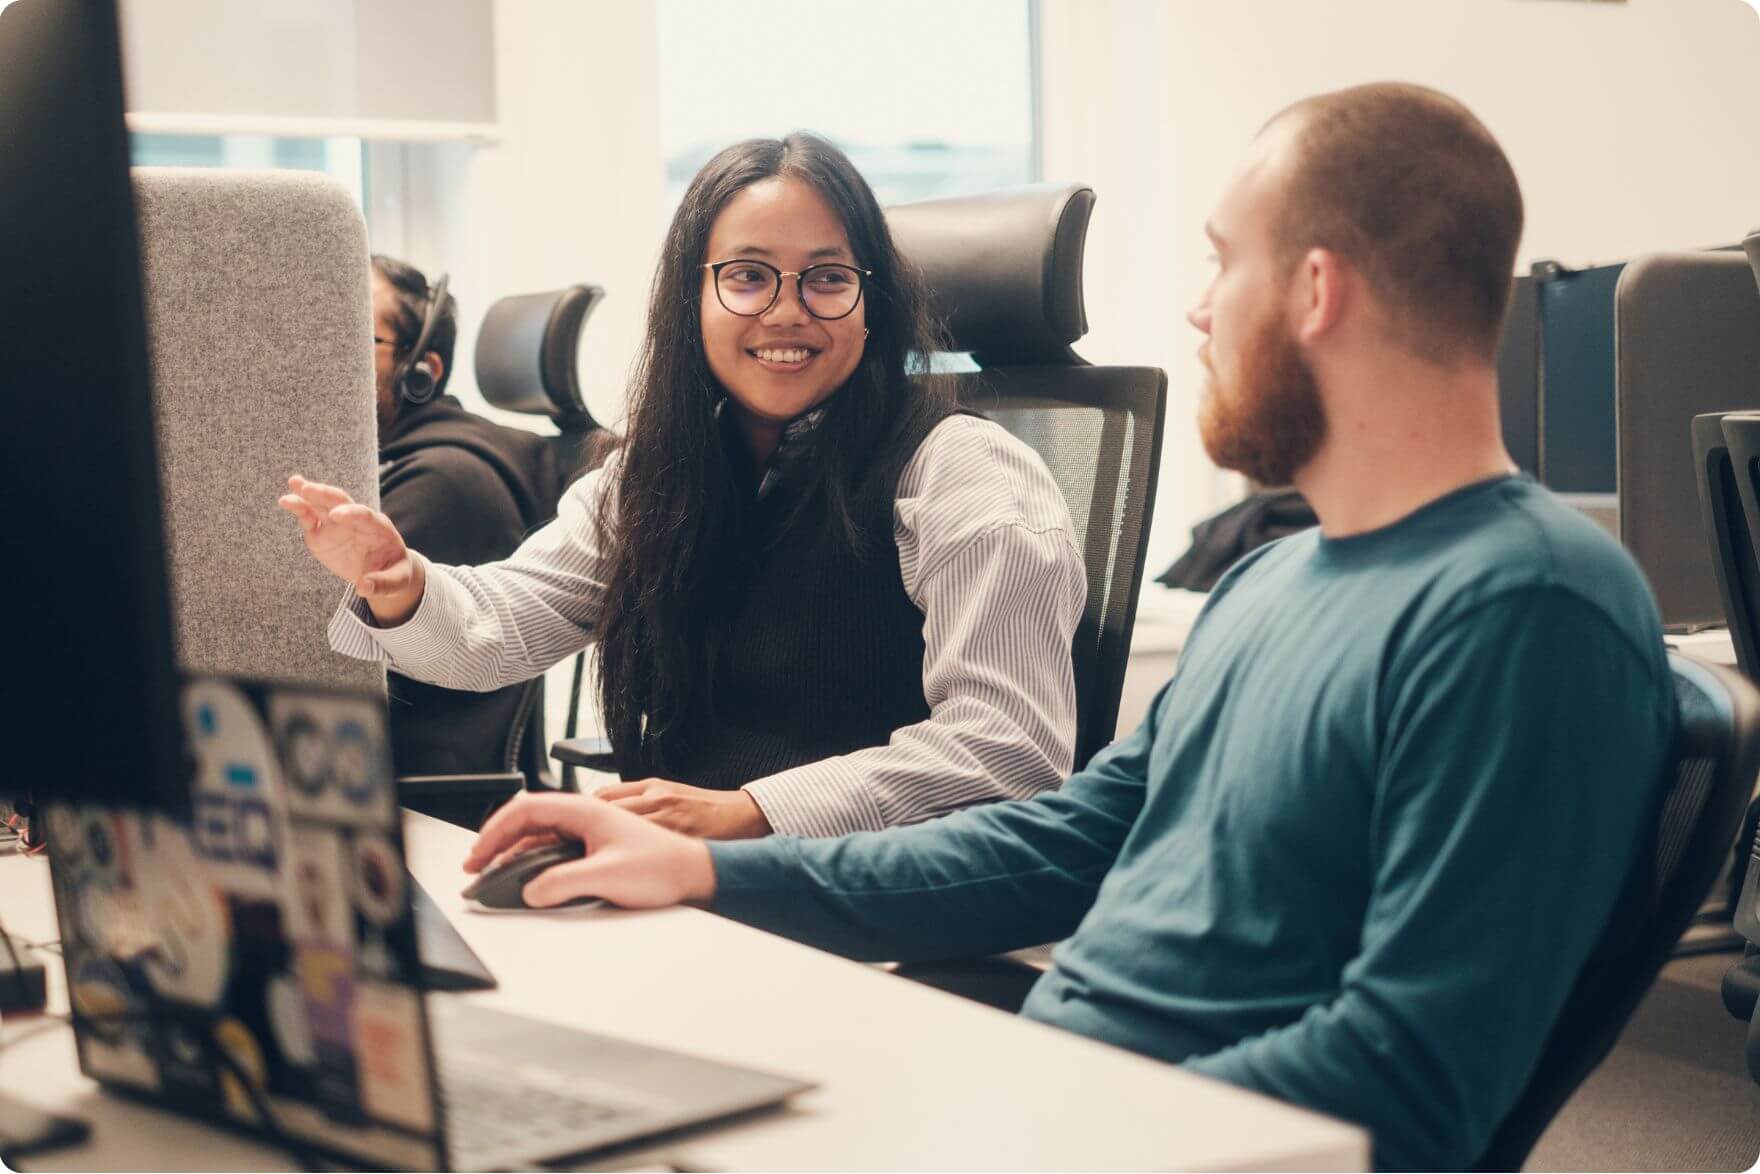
[889,184,1167,767]
[947,366,1166,766]
[1475,654,1760,1170]
[473,283,612,788]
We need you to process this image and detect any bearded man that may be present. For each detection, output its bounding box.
[457,83,1675,1171]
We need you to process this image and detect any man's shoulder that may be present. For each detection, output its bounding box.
[1441,478,1653,615]
[1395,478,1665,672]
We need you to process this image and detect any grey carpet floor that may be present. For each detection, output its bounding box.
[1526,950,1760,1172]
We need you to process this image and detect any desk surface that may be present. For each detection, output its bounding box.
[0,812,1366,1172]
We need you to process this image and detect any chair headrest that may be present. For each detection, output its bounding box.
[886,182,1094,366]
[474,284,605,429]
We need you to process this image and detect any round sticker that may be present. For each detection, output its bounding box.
[349,834,404,926]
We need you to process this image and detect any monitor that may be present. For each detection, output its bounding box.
[0,0,187,812]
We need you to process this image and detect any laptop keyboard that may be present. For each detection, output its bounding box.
[440,1058,637,1169]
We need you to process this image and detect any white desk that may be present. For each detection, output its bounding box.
[0,812,1366,1172]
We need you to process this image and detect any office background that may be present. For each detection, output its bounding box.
[114,0,1760,752]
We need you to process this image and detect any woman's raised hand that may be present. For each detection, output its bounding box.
[278,474,426,625]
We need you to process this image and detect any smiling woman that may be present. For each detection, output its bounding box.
[290,133,1088,843]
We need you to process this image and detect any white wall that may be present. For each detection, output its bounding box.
[397,0,664,435]
[1043,0,1760,575]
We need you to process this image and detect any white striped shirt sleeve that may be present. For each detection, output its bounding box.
[327,458,617,687]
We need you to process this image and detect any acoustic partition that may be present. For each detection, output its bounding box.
[134,167,383,693]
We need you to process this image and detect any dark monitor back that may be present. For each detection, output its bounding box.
[1497,275,1540,476]
[1616,251,1760,630]
[0,0,187,811]
[1537,262,1625,494]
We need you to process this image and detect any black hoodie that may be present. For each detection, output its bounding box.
[378,395,565,777]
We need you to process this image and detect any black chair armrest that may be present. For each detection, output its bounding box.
[550,736,617,773]
[397,772,526,831]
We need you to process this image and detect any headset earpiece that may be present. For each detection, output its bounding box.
[394,271,450,406]
[401,357,437,404]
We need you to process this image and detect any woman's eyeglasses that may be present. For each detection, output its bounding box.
[702,258,871,321]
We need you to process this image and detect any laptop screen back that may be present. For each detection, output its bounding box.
[46,676,448,1170]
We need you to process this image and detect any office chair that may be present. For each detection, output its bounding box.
[551,184,1168,783]
[861,183,1166,1009]
[890,182,1167,769]
[1707,408,1760,1074]
[397,286,614,823]
[1474,654,1760,1171]
[1723,799,1760,1086]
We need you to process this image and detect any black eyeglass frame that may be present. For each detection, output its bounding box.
[701,258,874,321]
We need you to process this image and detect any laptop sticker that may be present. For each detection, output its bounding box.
[297,944,364,1119]
[137,819,231,1008]
[183,678,288,901]
[270,694,396,828]
[267,973,316,1068]
[285,825,354,949]
[215,1016,270,1121]
[351,982,435,1133]
[348,832,404,926]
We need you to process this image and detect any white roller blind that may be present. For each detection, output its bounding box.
[118,0,495,139]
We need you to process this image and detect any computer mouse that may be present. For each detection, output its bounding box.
[461,840,605,912]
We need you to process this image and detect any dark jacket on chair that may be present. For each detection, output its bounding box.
[379,394,563,775]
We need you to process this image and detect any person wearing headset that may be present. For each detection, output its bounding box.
[366,255,567,786]
[283,137,1085,842]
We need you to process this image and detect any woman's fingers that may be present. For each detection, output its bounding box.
[288,475,354,512]
[277,495,321,533]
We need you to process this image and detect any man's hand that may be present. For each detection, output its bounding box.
[595,779,773,840]
[463,792,716,909]
[277,473,425,625]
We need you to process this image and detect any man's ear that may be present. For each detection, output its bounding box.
[1293,247,1350,346]
[425,352,445,388]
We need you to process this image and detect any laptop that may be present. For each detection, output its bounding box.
[43,674,813,1171]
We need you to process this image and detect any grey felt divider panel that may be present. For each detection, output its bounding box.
[134,167,383,693]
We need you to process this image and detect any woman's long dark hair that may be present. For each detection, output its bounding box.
[595,132,949,771]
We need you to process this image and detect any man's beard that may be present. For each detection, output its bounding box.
[1197,303,1327,487]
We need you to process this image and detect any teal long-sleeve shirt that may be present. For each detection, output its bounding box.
[709,475,1675,1171]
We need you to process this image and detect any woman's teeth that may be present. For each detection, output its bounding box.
[753,347,812,363]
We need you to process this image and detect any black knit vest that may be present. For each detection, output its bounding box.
[624,397,959,789]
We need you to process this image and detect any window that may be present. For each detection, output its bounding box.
[657,0,1038,208]
[130,133,367,210]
